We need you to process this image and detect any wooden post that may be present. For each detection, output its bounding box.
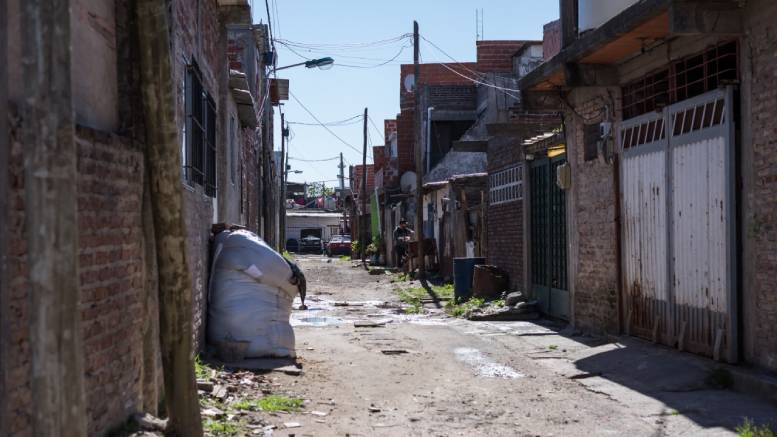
[361,108,368,266]
[136,0,203,434]
[21,0,88,434]
[413,20,425,279]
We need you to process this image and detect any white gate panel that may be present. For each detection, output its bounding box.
[620,111,669,340]
[619,88,736,362]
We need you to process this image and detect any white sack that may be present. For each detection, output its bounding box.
[208,229,297,358]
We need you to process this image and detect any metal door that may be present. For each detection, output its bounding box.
[620,87,736,361]
[530,155,569,320]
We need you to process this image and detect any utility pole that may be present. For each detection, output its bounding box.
[361,107,368,266]
[338,152,345,191]
[279,112,286,251]
[413,20,425,279]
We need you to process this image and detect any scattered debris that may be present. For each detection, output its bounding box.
[310,411,328,417]
[568,372,603,380]
[213,384,229,400]
[276,365,303,376]
[504,291,525,306]
[284,422,302,428]
[354,320,387,328]
[197,380,214,392]
[368,405,381,413]
[132,413,167,431]
[381,349,409,355]
[201,407,225,417]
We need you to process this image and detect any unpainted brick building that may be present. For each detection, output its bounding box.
[518,0,777,372]
[0,1,274,434]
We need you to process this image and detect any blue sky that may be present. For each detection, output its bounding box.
[251,1,559,187]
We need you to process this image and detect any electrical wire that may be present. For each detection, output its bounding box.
[289,156,340,162]
[287,114,363,127]
[289,91,372,160]
[277,40,411,69]
[420,35,523,99]
[275,34,411,50]
[367,116,384,143]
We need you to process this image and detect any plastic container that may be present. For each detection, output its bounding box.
[453,257,486,302]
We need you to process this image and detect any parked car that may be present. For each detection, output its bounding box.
[285,238,299,253]
[299,235,323,254]
[326,235,352,257]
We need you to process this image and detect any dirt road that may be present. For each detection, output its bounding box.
[202,255,777,437]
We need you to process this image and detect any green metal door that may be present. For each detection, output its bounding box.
[530,155,569,320]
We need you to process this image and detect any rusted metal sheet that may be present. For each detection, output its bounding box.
[619,88,736,362]
[620,110,668,341]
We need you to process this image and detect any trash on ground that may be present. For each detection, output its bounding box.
[381,349,409,355]
[208,228,303,358]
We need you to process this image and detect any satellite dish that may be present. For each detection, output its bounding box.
[403,74,416,93]
[400,171,417,193]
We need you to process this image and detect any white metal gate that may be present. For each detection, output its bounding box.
[619,87,736,362]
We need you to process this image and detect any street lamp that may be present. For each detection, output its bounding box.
[273,57,335,72]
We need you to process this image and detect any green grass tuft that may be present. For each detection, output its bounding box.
[339,255,351,261]
[444,297,485,317]
[737,418,776,437]
[194,355,212,380]
[256,395,304,412]
[282,250,293,261]
[203,419,240,435]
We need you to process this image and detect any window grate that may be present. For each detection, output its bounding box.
[621,41,738,121]
[184,61,218,198]
[489,165,523,205]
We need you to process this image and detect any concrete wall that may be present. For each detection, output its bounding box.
[71,0,118,131]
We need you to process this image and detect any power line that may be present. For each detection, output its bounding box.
[420,35,523,98]
[367,116,384,143]
[289,156,340,162]
[287,114,363,127]
[275,34,411,50]
[288,91,373,160]
[277,40,411,69]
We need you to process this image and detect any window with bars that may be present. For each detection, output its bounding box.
[184,62,217,198]
[621,41,738,121]
[489,165,523,205]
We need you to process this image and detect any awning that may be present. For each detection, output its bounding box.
[229,70,258,128]
[519,0,671,91]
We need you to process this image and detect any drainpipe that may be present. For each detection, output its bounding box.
[426,107,435,174]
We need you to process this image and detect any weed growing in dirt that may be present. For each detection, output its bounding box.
[737,418,776,437]
[256,395,304,412]
[194,355,213,380]
[445,297,485,317]
[339,255,351,261]
[397,283,454,314]
[282,250,293,261]
[548,345,558,350]
[203,418,241,435]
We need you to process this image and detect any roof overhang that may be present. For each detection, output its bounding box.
[519,0,671,91]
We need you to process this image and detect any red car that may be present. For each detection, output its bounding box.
[326,235,352,257]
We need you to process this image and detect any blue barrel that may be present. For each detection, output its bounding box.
[453,257,486,302]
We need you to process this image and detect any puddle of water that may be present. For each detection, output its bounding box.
[291,316,343,327]
[454,347,524,379]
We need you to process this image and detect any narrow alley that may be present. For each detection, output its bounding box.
[197,256,776,437]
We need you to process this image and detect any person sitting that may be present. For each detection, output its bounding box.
[393,219,414,267]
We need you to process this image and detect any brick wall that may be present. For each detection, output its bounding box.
[172,0,225,350]
[353,164,376,193]
[476,40,529,73]
[543,20,562,60]
[241,127,260,233]
[567,88,621,334]
[76,127,146,435]
[5,126,148,436]
[396,111,416,175]
[486,133,524,290]
[742,0,777,371]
